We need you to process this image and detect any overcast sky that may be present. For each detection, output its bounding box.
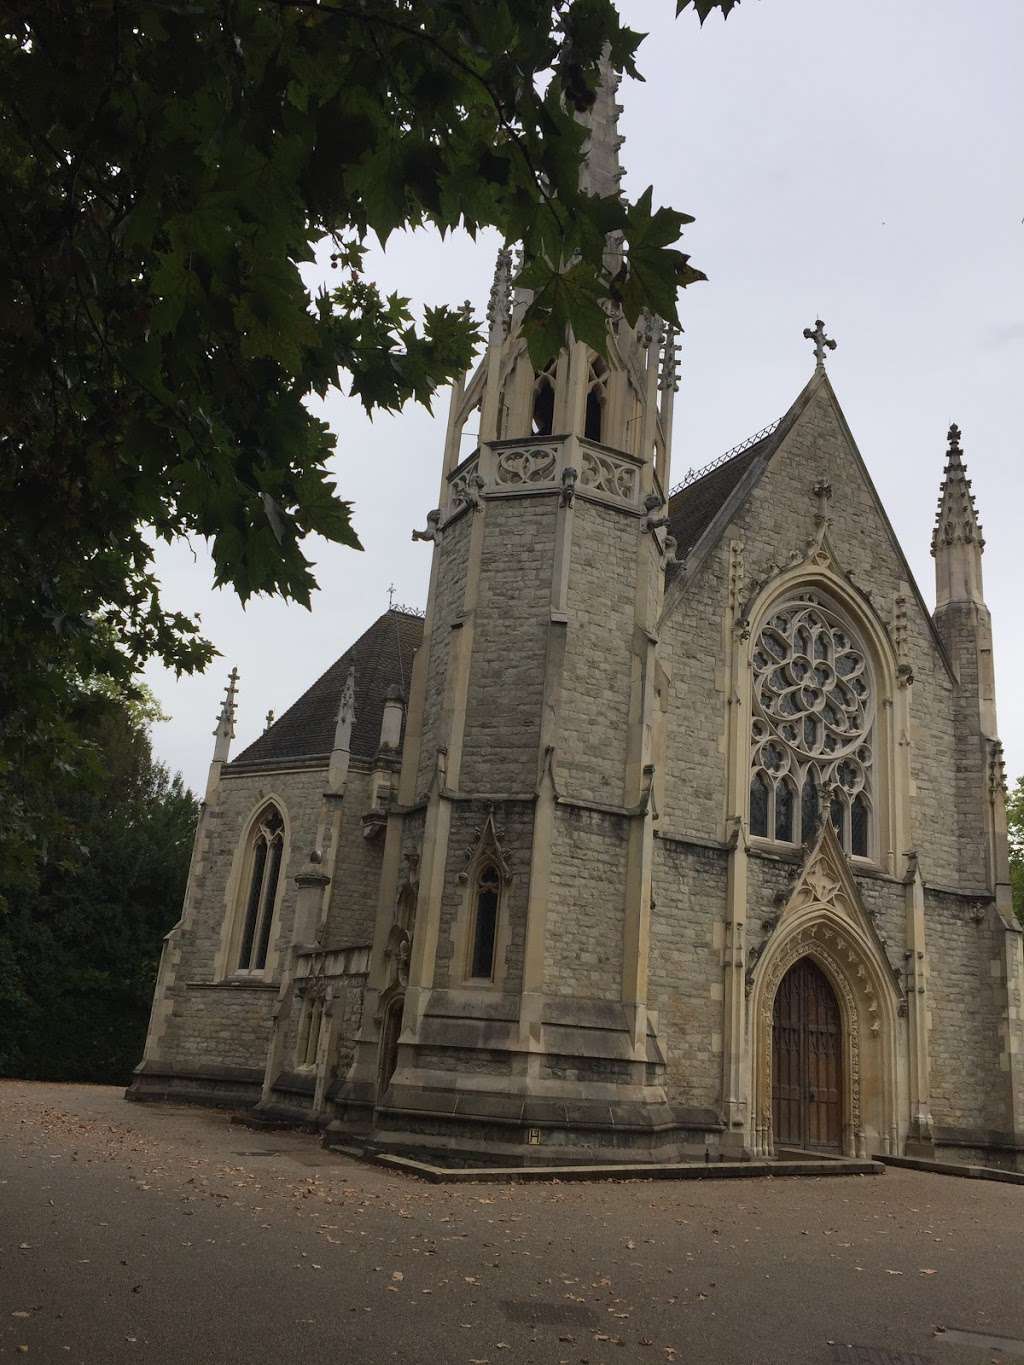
[143,0,1023,796]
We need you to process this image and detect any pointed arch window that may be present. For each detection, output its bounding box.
[531,360,557,436]
[749,596,875,859]
[237,804,284,971]
[584,356,609,443]
[468,864,501,981]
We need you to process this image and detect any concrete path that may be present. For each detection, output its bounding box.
[1,1082,1022,1365]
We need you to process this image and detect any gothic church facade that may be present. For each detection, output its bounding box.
[131,77,1023,1169]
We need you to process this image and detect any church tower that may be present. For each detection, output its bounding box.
[331,68,688,1161]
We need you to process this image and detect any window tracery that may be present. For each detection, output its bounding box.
[237,804,284,971]
[749,597,874,858]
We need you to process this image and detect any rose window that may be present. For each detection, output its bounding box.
[749,598,873,856]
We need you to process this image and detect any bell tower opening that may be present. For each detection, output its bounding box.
[771,956,843,1151]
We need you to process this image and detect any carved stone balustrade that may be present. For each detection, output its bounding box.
[444,435,647,525]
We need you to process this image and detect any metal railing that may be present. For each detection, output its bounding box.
[669,418,782,497]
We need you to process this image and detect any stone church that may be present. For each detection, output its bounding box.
[131,73,1023,1170]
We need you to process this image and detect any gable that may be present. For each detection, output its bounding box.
[664,371,953,684]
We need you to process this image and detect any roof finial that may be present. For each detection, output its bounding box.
[932,421,986,608]
[387,581,396,610]
[659,323,682,393]
[210,667,239,769]
[802,318,837,371]
[264,709,275,732]
[213,667,239,741]
[328,667,357,791]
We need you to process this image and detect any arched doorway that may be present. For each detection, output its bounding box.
[377,995,404,1102]
[772,957,843,1150]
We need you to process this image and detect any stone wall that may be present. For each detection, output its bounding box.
[558,500,637,807]
[416,513,470,797]
[932,599,995,890]
[649,836,727,1110]
[544,805,628,1000]
[323,765,387,948]
[459,497,556,794]
[659,560,729,846]
[924,892,1010,1134]
[157,983,276,1073]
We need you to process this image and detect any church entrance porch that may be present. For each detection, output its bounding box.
[772,957,843,1151]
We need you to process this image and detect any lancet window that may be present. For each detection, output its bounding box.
[749,596,874,858]
[468,863,501,981]
[584,355,609,443]
[531,360,557,436]
[237,804,285,971]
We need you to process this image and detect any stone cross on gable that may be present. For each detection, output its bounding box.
[387,582,396,609]
[803,318,837,370]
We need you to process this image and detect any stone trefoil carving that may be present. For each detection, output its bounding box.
[495,444,558,485]
[580,447,638,502]
[749,595,874,856]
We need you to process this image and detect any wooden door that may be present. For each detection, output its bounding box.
[771,957,842,1150]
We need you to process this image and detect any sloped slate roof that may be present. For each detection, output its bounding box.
[229,609,423,770]
[666,434,777,559]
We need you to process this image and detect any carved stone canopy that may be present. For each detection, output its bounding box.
[457,805,513,885]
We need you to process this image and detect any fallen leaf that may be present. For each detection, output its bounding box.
[391,1271,404,1282]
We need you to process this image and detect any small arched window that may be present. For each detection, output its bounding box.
[469,864,501,981]
[584,355,609,443]
[237,804,284,971]
[531,360,557,436]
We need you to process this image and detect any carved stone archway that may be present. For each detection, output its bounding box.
[750,911,900,1158]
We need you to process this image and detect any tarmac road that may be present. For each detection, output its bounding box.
[1,1082,1022,1365]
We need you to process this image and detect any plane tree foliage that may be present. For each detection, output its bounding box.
[1008,775,1024,924]
[0,0,738,885]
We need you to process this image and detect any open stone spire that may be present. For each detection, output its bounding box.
[931,422,986,608]
[211,667,239,760]
[578,55,625,200]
